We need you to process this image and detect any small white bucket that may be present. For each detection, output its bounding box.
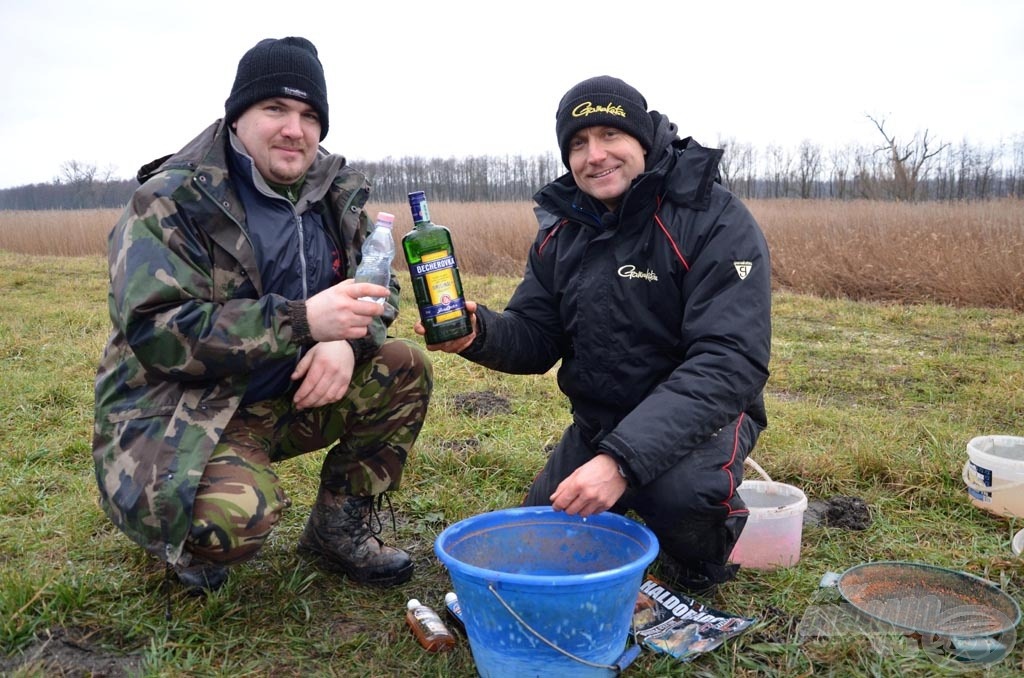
[730,462,808,570]
[963,435,1024,519]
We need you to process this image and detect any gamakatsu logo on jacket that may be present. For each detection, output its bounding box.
[618,265,659,282]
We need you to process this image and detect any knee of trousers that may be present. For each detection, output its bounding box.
[375,339,434,391]
[187,486,290,565]
[656,513,748,574]
[642,458,746,519]
[656,413,761,516]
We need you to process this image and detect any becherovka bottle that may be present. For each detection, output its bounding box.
[402,191,472,343]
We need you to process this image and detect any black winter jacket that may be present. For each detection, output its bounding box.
[461,115,771,488]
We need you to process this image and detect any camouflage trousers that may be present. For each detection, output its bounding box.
[186,338,432,565]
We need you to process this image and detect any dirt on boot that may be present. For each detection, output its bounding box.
[297,494,413,586]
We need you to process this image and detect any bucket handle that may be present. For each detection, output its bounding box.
[962,460,1024,494]
[745,456,773,482]
[487,582,641,674]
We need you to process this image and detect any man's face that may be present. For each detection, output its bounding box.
[568,126,646,210]
[233,97,321,184]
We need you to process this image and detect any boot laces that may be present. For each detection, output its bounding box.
[345,494,398,545]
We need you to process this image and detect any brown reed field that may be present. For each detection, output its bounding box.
[1,199,1022,310]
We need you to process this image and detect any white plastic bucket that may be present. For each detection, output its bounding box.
[962,435,1024,519]
[730,479,808,570]
[1013,528,1024,558]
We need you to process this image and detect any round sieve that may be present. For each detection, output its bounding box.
[836,561,1020,638]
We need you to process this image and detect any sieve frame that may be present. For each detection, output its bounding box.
[835,560,1021,638]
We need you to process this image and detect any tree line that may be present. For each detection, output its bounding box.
[2,123,1022,210]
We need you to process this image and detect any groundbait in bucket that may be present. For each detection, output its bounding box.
[963,435,1024,519]
[434,506,659,677]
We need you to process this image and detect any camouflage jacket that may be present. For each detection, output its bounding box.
[92,119,397,566]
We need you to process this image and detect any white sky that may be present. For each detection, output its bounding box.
[0,0,1021,189]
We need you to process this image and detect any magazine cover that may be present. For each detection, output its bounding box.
[632,575,756,662]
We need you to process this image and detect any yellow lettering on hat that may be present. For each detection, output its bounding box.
[571,101,628,119]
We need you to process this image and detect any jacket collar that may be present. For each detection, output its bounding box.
[534,135,722,228]
[225,131,344,213]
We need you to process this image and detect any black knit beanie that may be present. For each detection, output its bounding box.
[555,75,654,167]
[225,37,329,140]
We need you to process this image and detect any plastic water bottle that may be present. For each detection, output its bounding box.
[354,211,395,304]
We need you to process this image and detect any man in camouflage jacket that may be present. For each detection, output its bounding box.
[93,37,431,592]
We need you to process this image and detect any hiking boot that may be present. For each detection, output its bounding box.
[656,555,738,600]
[297,491,413,586]
[174,562,229,596]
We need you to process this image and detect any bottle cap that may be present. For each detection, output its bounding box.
[376,212,395,228]
[444,592,457,605]
[407,598,421,610]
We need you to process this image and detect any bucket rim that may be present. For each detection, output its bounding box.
[967,435,1024,461]
[736,479,809,512]
[433,506,659,586]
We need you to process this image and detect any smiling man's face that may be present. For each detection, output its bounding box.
[233,97,321,185]
[567,125,647,210]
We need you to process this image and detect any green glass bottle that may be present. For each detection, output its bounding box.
[403,191,472,343]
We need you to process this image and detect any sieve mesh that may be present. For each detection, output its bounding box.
[837,561,1021,637]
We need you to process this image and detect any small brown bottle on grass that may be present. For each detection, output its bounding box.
[405,598,456,652]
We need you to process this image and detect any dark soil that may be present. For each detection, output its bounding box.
[0,627,141,677]
[452,390,511,416]
[805,495,872,530]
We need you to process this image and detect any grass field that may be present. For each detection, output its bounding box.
[0,246,1022,676]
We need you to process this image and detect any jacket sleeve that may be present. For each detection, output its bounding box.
[108,190,307,382]
[459,226,566,374]
[598,191,772,486]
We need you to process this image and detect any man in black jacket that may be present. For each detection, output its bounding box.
[419,76,772,594]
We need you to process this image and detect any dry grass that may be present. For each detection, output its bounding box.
[2,199,1022,309]
[758,199,1024,310]
[370,200,536,278]
[0,209,119,257]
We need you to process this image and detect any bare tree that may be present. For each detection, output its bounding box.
[727,141,757,199]
[765,144,793,198]
[795,140,822,199]
[867,115,949,201]
[55,160,120,208]
[1011,134,1024,198]
[717,136,737,190]
[828,144,854,199]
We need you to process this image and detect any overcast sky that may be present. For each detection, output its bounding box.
[1,0,1021,189]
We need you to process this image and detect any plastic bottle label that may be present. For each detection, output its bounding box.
[412,250,466,322]
[967,461,993,502]
[413,608,449,635]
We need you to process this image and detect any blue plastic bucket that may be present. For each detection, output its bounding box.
[434,506,659,677]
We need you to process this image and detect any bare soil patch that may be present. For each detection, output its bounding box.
[452,390,511,416]
[805,495,872,530]
[0,627,141,677]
